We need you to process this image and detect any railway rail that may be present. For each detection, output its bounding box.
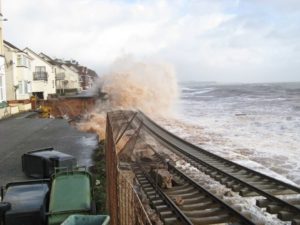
[133,111,300,225]
[133,153,256,225]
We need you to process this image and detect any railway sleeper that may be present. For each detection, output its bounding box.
[278,211,300,221]
[139,180,149,185]
[220,177,233,184]
[211,174,224,181]
[265,188,297,195]
[256,199,277,208]
[189,214,231,225]
[148,195,161,201]
[180,196,208,204]
[225,180,240,189]
[247,180,272,185]
[232,184,246,192]
[163,217,179,225]
[144,187,154,192]
[229,173,255,180]
[292,219,300,225]
[266,204,284,214]
[181,201,218,211]
[251,184,280,190]
[208,171,220,177]
[168,191,201,198]
[146,190,158,196]
[239,188,259,197]
[165,183,190,191]
[160,210,174,219]
[233,184,286,197]
[165,186,195,195]
[190,165,205,172]
[213,174,224,180]
[182,208,224,218]
[155,205,169,212]
[208,163,229,168]
[151,202,169,213]
[282,198,300,205]
[256,198,298,208]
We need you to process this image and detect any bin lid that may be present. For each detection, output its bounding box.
[61,215,110,225]
[3,182,49,214]
[49,172,92,213]
[26,148,75,161]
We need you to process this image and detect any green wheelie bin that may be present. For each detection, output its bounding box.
[48,169,95,225]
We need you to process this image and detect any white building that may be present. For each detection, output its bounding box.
[60,64,80,91]
[0,48,5,103]
[39,54,81,95]
[23,48,56,99]
[0,0,6,103]
[3,41,33,101]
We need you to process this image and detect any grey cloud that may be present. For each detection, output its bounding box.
[3,0,300,82]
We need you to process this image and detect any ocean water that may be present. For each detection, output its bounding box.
[161,82,300,186]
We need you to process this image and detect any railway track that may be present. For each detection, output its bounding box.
[132,153,256,225]
[135,111,300,224]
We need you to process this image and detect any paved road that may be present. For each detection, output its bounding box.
[0,112,98,186]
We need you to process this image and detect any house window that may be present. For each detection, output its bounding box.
[24,81,28,93]
[18,81,23,94]
[17,55,22,66]
[33,66,48,81]
[18,81,29,95]
[35,66,46,72]
[17,55,31,68]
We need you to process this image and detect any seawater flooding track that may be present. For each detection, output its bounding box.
[135,111,300,224]
[133,153,255,225]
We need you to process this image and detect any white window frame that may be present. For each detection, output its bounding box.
[0,56,6,102]
[17,54,31,68]
[18,80,30,95]
[0,75,4,102]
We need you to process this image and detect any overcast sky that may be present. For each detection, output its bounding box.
[3,0,300,82]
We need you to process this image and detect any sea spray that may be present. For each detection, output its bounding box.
[78,57,179,139]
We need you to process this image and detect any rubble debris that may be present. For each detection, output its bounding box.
[172,196,184,206]
[150,169,173,189]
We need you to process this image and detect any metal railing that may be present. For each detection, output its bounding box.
[55,73,65,80]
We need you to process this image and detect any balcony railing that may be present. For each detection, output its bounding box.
[55,73,65,80]
[33,71,48,81]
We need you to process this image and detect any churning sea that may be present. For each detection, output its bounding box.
[162,82,300,186]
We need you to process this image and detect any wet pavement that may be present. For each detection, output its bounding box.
[0,112,98,186]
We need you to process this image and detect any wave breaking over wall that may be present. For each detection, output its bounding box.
[77,58,179,139]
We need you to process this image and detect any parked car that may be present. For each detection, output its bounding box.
[22,147,77,178]
[48,168,95,225]
[0,180,50,225]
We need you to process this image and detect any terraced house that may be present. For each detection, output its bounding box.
[3,41,33,101]
[0,1,6,105]
[23,48,56,99]
[39,54,81,95]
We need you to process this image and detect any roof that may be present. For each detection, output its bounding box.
[4,40,24,53]
[23,47,54,66]
[54,58,97,77]
[39,53,64,68]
